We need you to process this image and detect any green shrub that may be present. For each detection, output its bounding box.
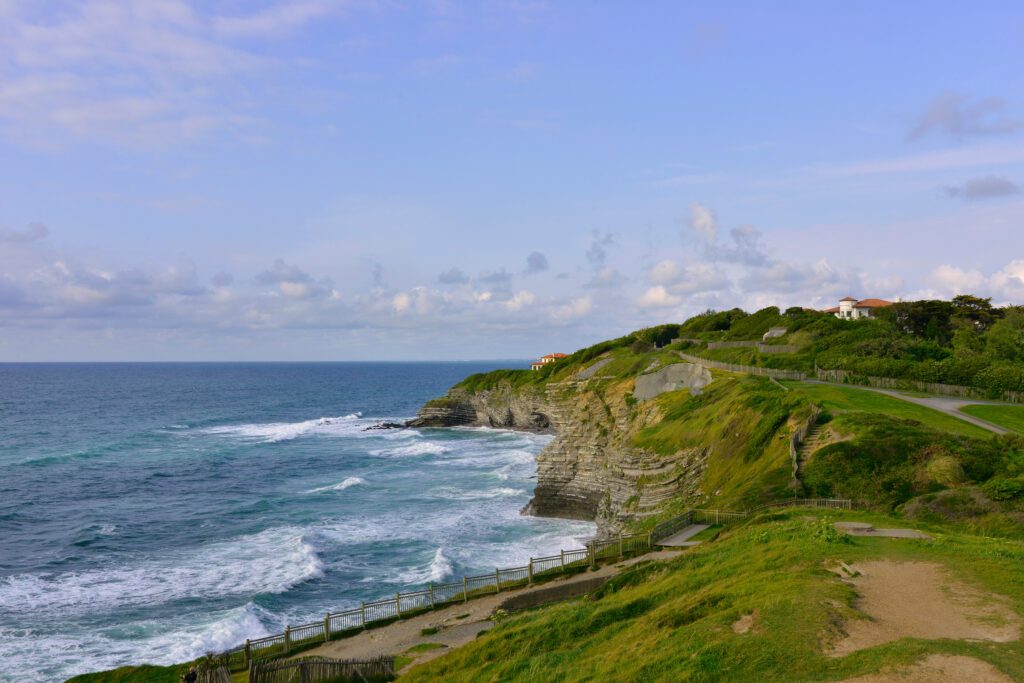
[982,477,1024,501]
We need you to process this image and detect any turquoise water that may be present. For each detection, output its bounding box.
[0,363,594,682]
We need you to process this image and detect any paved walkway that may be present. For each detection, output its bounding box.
[658,524,710,547]
[803,380,1008,435]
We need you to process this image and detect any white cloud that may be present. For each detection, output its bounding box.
[690,202,717,244]
[637,286,681,309]
[649,259,680,284]
[505,290,535,311]
[550,296,592,323]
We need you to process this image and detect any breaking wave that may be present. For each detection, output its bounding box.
[306,476,367,494]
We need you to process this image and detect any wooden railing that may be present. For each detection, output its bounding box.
[216,531,656,671]
[213,498,853,672]
[249,655,394,683]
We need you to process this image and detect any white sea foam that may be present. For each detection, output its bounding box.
[306,476,366,494]
[390,547,454,585]
[0,527,323,615]
[369,441,450,457]
[204,414,364,443]
[432,486,527,501]
[0,603,277,682]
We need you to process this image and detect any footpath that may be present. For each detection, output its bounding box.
[293,548,684,672]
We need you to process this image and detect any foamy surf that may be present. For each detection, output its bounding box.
[306,476,367,494]
[369,441,450,457]
[0,527,324,615]
[203,413,364,443]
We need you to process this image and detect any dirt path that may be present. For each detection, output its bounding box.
[294,549,683,672]
[804,380,1009,435]
[840,654,1014,682]
[829,560,1021,657]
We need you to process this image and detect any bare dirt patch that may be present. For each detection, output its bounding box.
[731,609,758,634]
[829,560,1020,657]
[840,654,1013,682]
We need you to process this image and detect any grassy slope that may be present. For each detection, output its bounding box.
[782,381,990,438]
[630,373,813,514]
[962,404,1024,434]
[403,509,1024,683]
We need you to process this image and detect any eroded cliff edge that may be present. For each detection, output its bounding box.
[407,359,750,535]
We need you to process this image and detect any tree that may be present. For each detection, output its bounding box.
[952,294,998,331]
[986,308,1024,362]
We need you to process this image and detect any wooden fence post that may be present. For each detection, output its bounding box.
[429,583,435,608]
[560,549,565,571]
[528,558,534,585]
[463,576,469,603]
[244,639,251,670]
[495,568,501,593]
[396,592,402,617]
[360,601,366,628]
[324,612,331,642]
[618,533,624,559]
[647,531,653,550]
[588,542,596,569]
[284,626,291,654]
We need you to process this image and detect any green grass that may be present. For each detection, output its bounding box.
[961,404,1024,434]
[402,509,1024,683]
[783,381,991,438]
[406,642,447,653]
[66,664,188,683]
[687,525,722,542]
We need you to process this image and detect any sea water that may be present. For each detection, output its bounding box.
[0,363,594,682]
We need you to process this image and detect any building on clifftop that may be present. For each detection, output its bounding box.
[531,353,567,370]
[823,296,894,320]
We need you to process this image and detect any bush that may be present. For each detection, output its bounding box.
[982,477,1024,501]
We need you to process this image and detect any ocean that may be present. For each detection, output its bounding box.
[0,362,594,682]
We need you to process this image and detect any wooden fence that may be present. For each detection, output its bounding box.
[213,497,852,672]
[249,656,394,683]
[815,367,1024,404]
[197,667,231,683]
[215,531,656,671]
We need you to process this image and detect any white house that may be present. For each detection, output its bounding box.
[530,353,567,371]
[824,296,894,320]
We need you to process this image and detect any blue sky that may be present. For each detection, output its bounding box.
[1,1,1023,360]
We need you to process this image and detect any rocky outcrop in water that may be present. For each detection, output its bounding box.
[409,362,712,535]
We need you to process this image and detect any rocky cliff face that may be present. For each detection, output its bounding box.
[409,363,713,535]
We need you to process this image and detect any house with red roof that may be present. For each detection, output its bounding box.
[823,296,894,320]
[530,353,567,370]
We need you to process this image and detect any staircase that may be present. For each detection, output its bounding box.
[795,423,827,477]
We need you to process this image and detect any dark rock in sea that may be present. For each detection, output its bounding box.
[363,422,406,431]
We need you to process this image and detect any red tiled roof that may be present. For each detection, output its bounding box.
[540,353,567,359]
[853,298,893,308]
[839,296,858,302]
[823,306,840,313]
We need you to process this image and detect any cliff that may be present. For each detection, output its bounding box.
[410,345,813,536]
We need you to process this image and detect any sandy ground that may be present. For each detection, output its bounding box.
[839,654,1015,682]
[295,549,683,672]
[830,560,1021,657]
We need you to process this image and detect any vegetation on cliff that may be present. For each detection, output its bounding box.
[403,508,1024,682]
[683,295,1024,395]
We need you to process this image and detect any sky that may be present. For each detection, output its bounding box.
[1,1,1023,361]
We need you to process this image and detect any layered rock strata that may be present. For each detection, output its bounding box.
[408,362,712,535]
